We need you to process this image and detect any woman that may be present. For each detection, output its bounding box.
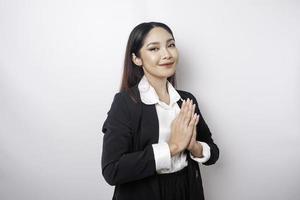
[101,22,219,200]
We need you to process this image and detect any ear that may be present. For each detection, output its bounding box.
[132,53,143,67]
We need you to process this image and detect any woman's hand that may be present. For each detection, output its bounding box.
[187,114,199,151]
[187,114,204,158]
[168,98,198,156]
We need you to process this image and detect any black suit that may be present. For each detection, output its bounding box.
[101,85,219,200]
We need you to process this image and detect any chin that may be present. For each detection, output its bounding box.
[145,66,176,79]
[158,70,176,79]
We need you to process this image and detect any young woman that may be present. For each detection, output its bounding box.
[101,22,219,200]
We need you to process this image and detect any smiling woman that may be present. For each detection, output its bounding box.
[131,27,178,104]
[101,22,219,200]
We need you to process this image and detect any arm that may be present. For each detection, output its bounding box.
[101,92,156,185]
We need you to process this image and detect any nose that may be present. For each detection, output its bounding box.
[161,48,172,59]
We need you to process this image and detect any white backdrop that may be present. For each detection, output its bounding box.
[1,0,300,199]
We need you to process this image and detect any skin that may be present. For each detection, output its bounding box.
[132,27,203,158]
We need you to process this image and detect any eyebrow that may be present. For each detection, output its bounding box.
[146,38,175,47]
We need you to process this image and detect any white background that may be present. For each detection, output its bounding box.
[1,0,299,199]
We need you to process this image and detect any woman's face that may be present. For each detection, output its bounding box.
[133,27,179,80]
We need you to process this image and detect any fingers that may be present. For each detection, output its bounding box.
[188,113,198,128]
[175,98,198,131]
[192,114,199,136]
[183,100,192,125]
[180,98,195,125]
[179,99,187,114]
[187,114,199,150]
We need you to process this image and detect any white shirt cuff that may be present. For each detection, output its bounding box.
[190,141,211,163]
[152,142,171,171]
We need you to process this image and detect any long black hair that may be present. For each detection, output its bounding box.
[120,22,177,93]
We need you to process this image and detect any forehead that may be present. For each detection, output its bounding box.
[143,27,173,45]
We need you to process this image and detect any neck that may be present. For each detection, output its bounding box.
[144,73,168,98]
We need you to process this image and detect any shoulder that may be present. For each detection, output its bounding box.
[109,86,140,114]
[108,91,130,116]
[103,91,133,133]
[113,85,140,105]
[112,90,130,103]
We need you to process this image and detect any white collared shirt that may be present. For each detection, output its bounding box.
[138,75,211,174]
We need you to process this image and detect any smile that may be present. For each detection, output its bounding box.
[158,62,174,67]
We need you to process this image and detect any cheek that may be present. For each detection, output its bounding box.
[172,49,179,61]
[141,52,157,63]
[146,54,160,64]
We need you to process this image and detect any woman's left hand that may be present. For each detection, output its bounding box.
[187,114,199,151]
[187,114,204,158]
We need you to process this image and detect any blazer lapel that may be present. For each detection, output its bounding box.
[177,97,183,108]
[130,85,159,148]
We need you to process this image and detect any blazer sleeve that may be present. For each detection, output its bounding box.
[188,93,220,165]
[101,92,156,186]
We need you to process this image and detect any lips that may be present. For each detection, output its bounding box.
[158,62,174,67]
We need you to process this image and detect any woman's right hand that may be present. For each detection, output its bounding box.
[168,98,198,156]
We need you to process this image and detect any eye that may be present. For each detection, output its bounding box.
[149,47,159,52]
[168,43,176,47]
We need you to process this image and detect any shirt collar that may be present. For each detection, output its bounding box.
[138,75,181,106]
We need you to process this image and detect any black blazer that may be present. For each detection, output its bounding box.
[101,85,219,200]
